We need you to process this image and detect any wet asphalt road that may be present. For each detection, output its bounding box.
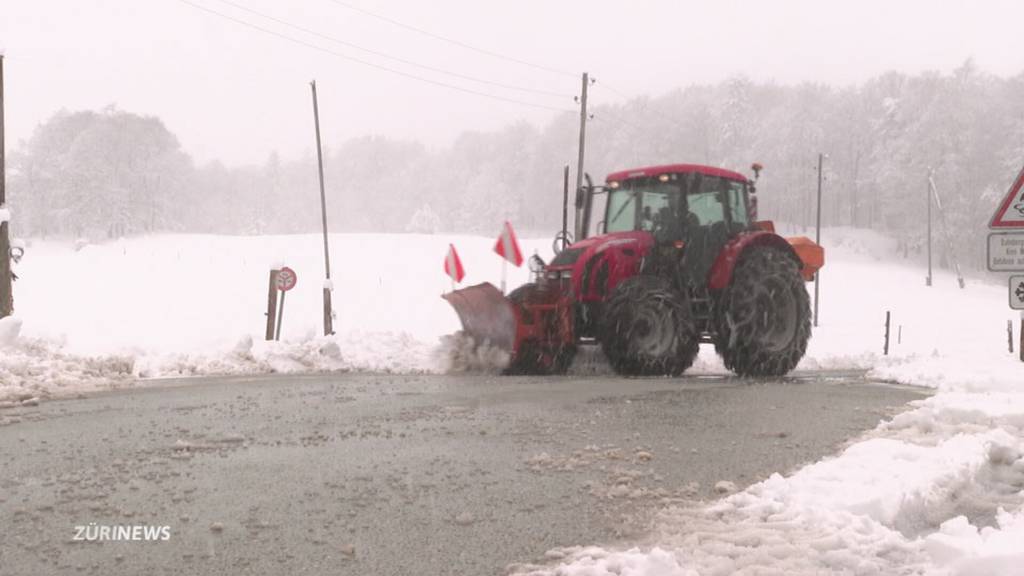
[0,370,928,576]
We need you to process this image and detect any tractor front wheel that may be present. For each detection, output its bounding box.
[713,247,811,377]
[600,276,699,376]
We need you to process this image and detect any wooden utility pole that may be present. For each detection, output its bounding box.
[310,80,334,336]
[573,72,589,240]
[0,54,12,318]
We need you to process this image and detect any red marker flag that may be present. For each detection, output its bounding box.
[444,244,465,283]
[493,221,524,267]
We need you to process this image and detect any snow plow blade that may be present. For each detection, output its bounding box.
[442,282,517,354]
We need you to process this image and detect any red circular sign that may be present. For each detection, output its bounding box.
[277,266,298,292]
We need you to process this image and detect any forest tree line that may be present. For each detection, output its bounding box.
[7,61,1024,271]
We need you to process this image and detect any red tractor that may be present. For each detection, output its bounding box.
[444,163,824,377]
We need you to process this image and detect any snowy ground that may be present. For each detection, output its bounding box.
[1,228,1022,574]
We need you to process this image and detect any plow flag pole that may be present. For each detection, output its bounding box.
[444,244,465,291]
[494,221,523,294]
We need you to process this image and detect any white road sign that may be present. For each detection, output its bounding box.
[1012,275,1024,310]
[987,232,1024,272]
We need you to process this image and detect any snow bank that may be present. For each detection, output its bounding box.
[1,232,550,399]
[516,391,1024,576]
[510,227,1024,575]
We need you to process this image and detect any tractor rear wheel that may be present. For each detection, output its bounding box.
[713,247,811,376]
[505,284,575,375]
[600,276,700,376]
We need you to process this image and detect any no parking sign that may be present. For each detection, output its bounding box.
[276,266,298,292]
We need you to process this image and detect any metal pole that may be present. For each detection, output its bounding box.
[0,54,12,318]
[926,169,933,286]
[573,72,589,241]
[310,80,334,335]
[813,153,823,327]
[274,290,285,341]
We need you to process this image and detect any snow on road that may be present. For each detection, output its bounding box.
[1,228,1023,574]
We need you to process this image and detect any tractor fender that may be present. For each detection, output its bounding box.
[707,231,802,291]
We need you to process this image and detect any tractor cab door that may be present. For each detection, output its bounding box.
[680,176,747,289]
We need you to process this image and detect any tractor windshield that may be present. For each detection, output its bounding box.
[602,174,749,240]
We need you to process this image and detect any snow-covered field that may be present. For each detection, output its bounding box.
[1,228,1023,574]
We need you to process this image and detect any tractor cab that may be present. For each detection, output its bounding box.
[577,165,756,289]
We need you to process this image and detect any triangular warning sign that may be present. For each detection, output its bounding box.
[444,244,465,283]
[989,165,1024,229]
[494,221,524,267]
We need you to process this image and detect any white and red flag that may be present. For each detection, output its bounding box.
[444,244,465,283]
[493,221,524,267]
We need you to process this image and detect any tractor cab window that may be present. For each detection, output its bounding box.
[605,180,676,234]
[605,187,636,233]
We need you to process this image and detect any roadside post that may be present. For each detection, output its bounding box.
[884,311,891,356]
[987,165,1024,362]
[274,266,298,341]
[1009,319,1015,355]
[265,268,280,341]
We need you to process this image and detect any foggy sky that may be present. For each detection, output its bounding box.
[2,0,1023,166]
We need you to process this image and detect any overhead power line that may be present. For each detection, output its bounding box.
[324,0,578,78]
[214,0,573,99]
[591,78,685,130]
[176,0,576,113]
